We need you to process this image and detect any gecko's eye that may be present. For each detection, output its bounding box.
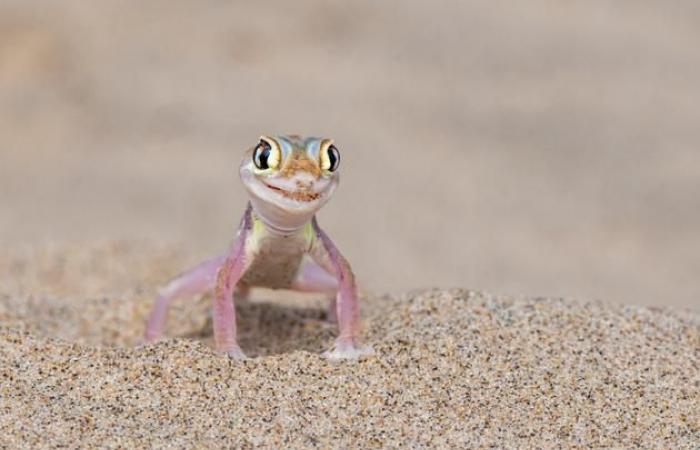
[320,144,340,172]
[253,139,280,170]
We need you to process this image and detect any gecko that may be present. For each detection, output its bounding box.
[143,135,372,360]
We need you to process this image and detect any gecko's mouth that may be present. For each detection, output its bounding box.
[263,182,321,202]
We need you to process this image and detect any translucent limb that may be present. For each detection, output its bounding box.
[310,218,373,360]
[291,257,338,323]
[144,254,226,342]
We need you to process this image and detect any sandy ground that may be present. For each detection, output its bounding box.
[0,243,698,448]
[0,1,699,309]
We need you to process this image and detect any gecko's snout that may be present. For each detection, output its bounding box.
[295,179,313,192]
[280,157,321,179]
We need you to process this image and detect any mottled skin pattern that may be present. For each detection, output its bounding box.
[144,135,372,360]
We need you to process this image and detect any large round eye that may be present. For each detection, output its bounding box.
[253,139,280,170]
[321,144,340,172]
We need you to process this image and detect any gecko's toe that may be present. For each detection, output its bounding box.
[323,339,374,361]
[224,346,248,360]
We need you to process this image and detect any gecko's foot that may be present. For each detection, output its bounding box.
[139,333,163,345]
[223,345,248,360]
[322,338,374,361]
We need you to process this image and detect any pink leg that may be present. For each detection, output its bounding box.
[291,258,338,322]
[144,254,226,342]
[311,219,373,360]
[213,208,253,358]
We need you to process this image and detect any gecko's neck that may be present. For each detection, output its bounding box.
[248,199,313,236]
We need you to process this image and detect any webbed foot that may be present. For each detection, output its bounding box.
[224,345,248,360]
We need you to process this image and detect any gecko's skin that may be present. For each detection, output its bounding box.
[144,135,372,360]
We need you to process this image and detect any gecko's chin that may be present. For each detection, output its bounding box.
[263,188,329,212]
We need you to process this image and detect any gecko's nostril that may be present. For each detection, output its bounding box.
[295,180,313,191]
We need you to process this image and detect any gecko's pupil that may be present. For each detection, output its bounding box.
[254,141,271,169]
[327,145,340,171]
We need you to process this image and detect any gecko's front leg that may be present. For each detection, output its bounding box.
[310,218,373,360]
[213,207,253,359]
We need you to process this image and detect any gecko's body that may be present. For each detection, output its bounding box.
[241,218,312,289]
[144,135,371,359]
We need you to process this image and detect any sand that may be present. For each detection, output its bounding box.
[2,0,700,309]
[0,243,698,448]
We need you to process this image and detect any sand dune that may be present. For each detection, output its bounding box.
[1,243,697,447]
[1,0,700,308]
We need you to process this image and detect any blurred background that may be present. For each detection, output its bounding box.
[0,1,698,309]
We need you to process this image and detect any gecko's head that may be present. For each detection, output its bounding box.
[240,135,340,219]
